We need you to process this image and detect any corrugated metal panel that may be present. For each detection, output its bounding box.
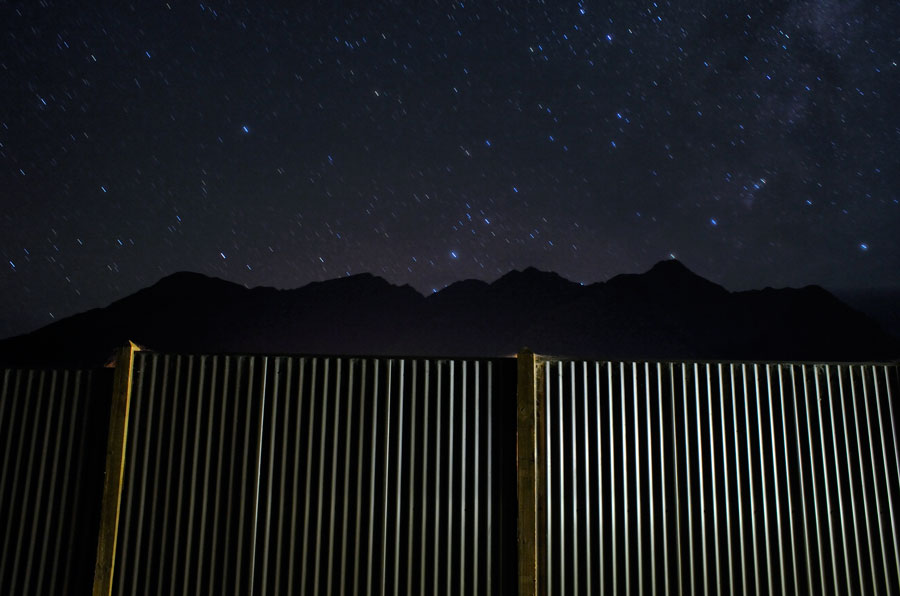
[538,359,900,595]
[0,367,112,596]
[110,352,517,595]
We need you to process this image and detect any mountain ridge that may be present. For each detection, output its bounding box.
[1,260,896,368]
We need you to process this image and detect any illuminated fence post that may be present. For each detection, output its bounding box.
[517,349,546,596]
[92,342,140,596]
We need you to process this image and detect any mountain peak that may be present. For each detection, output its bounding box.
[643,259,726,292]
[134,271,246,302]
[648,258,691,274]
[493,266,574,288]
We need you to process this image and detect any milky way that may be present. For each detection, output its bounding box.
[1,1,898,337]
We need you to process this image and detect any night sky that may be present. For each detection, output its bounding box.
[2,1,898,339]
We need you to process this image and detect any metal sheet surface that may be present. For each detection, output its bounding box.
[537,359,900,595]
[110,352,517,595]
[0,367,112,596]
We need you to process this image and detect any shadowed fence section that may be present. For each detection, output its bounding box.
[531,358,900,595]
[108,352,518,595]
[0,367,112,596]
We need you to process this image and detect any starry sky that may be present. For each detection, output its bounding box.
[2,1,898,339]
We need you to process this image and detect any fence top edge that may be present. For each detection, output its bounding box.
[530,354,900,369]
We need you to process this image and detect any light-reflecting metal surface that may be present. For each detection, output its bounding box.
[108,353,515,595]
[0,367,112,596]
[537,358,900,595]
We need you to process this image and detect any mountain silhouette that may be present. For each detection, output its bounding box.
[0,260,896,368]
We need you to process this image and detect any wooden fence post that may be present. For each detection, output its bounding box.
[517,349,546,596]
[92,342,139,596]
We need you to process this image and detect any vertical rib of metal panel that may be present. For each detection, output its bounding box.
[185,357,209,595]
[718,364,734,595]
[487,361,494,596]
[259,356,277,595]
[671,363,683,596]
[473,362,481,594]
[633,363,642,596]
[446,359,455,596]
[168,356,193,595]
[433,360,443,596]
[544,361,553,596]
[365,358,378,596]
[351,358,365,595]
[765,365,786,594]
[535,359,900,596]
[325,360,343,596]
[274,357,294,595]
[459,361,467,596]
[405,361,417,596]
[609,362,616,595]
[777,365,799,594]
[751,364,773,594]
[419,361,430,596]
[683,363,696,594]
[595,363,605,596]
[390,359,404,596]
[788,364,813,595]
[583,362,593,596]
[657,363,669,596]
[313,358,331,596]
[621,362,630,596]
[206,355,229,593]
[339,360,354,595]
[694,363,709,596]
[646,363,656,596]
[300,357,318,596]
[570,362,580,596]
[558,362,566,596]
[731,364,749,596]
[707,363,722,595]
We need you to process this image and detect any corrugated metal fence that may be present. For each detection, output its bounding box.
[529,357,900,595]
[108,351,518,595]
[0,367,112,596]
[2,349,898,595]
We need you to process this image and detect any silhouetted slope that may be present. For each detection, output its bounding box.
[0,261,896,368]
[831,287,900,342]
